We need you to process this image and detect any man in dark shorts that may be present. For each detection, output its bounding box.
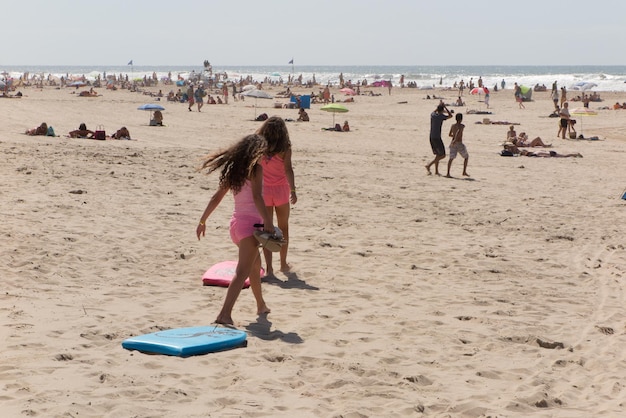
[425,103,453,175]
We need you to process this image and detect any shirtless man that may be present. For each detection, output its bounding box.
[446,113,469,178]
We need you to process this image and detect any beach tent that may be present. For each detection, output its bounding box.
[290,95,311,109]
[371,80,391,87]
[519,85,532,101]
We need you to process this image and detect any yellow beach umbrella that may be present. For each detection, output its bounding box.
[570,107,597,137]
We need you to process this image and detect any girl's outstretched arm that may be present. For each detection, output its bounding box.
[197,186,229,240]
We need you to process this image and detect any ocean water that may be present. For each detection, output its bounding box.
[3,65,626,92]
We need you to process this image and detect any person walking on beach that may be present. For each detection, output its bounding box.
[514,83,525,109]
[222,83,229,104]
[446,113,469,178]
[194,83,205,112]
[257,116,297,276]
[187,83,195,111]
[558,102,571,139]
[425,103,453,175]
[196,134,275,325]
[551,88,559,111]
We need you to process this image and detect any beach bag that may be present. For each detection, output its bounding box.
[94,125,106,140]
[569,130,577,139]
[46,126,56,137]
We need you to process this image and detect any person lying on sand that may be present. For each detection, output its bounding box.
[504,144,581,158]
[78,88,99,97]
[25,122,48,136]
[513,132,551,148]
[69,123,94,138]
[111,127,131,140]
[476,120,520,125]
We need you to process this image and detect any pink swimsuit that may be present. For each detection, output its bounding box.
[260,154,290,207]
[229,181,262,244]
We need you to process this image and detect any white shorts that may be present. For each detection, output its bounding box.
[449,142,468,159]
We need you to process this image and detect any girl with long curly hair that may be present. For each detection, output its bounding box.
[196,134,276,325]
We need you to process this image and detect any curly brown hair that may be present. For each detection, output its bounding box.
[198,134,267,193]
[256,116,291,156]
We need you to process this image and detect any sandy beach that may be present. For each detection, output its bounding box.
[2,81,626,417]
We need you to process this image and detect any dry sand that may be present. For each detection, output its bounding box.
[2,82,626,417]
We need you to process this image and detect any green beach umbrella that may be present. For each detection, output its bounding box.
[320,103,349,125]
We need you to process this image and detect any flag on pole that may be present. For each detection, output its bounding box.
[288,58,293,64]
[127,60,133,66]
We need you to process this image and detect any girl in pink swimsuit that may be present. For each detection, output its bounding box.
[196,134,276,325]
[257,116,298,276]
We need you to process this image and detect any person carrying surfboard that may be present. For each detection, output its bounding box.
[196,134,275,325]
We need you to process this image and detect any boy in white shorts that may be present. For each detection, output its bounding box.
[446,113,470,178]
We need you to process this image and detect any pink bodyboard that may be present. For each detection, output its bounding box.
[202,260,264,288]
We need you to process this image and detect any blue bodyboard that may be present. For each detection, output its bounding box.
[122,326,247,357]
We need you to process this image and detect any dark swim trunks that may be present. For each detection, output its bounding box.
[429,136,446,156]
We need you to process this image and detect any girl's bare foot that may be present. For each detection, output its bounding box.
[425,165,432,175]
[214,315,234,326]
[257,304,271,315]
[280,263,292,273]
[463,172,470,177]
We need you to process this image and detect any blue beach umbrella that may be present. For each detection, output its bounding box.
[138,103,165,123]
[137,104,165,111]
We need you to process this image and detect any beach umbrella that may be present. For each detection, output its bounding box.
[570,107,597,137]
[470,87,488,95]
[138,104,165,111]
[339,87,356,96]
[571,81,597,91]
[241,89,273,118]
[69,81,87,88]
[242,84,257,92]
[581,82,598,91]
[138,103,165,124]
[519,85,532,101]
[320,103,349,125]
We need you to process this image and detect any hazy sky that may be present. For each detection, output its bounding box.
[4,0,625,67]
